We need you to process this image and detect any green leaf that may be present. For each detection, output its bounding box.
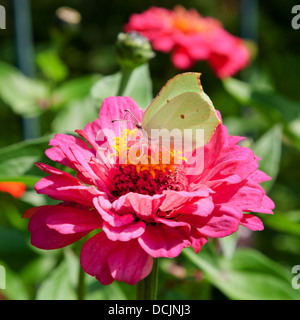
[183,247,300,300]
[263,210,300,236]
[0,135,51,181]
[85,275,127,300]
[36,259,77,300]
[52,74,101,109]
[91,64,153,109]
[123,64,153,109]
[51,97,98,133]
[0,261,30,300]
[36,248,80,300]
[252,125,282,192]
[21,254,59,284]
[223,77,300,150]
[37,49,69,82]
[0,61,49,117]
[0,175,40,186]
[0,227,36,270]
[223,78,300,124]
[36,248,127,300]
[218,233,238,260]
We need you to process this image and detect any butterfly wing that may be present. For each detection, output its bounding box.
[142,73,220,151]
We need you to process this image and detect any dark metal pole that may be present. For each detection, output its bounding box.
[239,0,259,120]
[13,0,40,139]
[240,0,259,42]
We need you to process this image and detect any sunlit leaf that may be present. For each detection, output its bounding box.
[0,62,49,117]
[0,261,30,300]
[91,64,152,109]
[52,74,101,109]
[183,246,300,300]
[51,97,98,133]
[223,78,300,124]
[223,78,300,149]
[36,248,127,300]
[35,257,77,300]
[0,227,36,270]
[37,49,69,83]
[252,125,282,192]
[0,136,51,181]
[264,210,300,236]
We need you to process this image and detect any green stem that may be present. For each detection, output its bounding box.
[77,264,85,300]
[117,68,133,96]
[136,258,159,300]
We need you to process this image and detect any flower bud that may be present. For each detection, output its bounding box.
[116,32,155,70]
[55,7,81,31]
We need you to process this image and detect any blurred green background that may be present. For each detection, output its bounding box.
[0,0,300,300]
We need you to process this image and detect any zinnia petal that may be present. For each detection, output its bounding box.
[28,205,102,250]
[138,223,190,258]
[81,232,153,285]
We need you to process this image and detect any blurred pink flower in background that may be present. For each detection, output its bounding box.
[23,96,274,285]
[125,6,250,78]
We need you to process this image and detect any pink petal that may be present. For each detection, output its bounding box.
[261,195,275,213]
[153,215,191,235]
[213,178,274,214]
[171,47,194,69]
[250,170,272,184]
[172,196,214,217]
[93,196,135,227]
[87,157,114,197]
[189,229,208,254]
[138,224,190,258]
[195,205,242,238]
[34,163,104,206]
[152,35,175,52]
[159,188,211,212]
[81,232,153,285]
[81,97,144,157]
[48,134,93,165]
[102,220,146,241]
[75,129,102,154]
[107,239,153,285]
[228,135,246,146]
[208,29,250,78]
[46,209,102,234]
[80,232,116,285]
[113,192,165,219]
[202,145,258,185]
[45,146,77,171]
[28,205,101,250]
[46,134,97,186]
[240,214,264,231]
[83,118,108,151]
[177,33,210,60]
[97,96,143,135]
[187,123,226,184]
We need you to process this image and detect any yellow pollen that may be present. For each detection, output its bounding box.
[110,128,185,176]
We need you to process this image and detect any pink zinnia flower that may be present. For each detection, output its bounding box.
[125,6,250,78]
[23,96,274,285]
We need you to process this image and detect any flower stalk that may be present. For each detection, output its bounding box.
[136,258,159,300]
[115,32,154,96]
[77,264,86,300]
[117,67,133,96]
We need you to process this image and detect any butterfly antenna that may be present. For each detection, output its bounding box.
[124,109,142,128]
[111,119,138,126]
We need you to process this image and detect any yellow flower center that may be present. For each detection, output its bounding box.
[110,128,186,179]
[172,6,220,34]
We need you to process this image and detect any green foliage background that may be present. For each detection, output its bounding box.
[0,0,300,300]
